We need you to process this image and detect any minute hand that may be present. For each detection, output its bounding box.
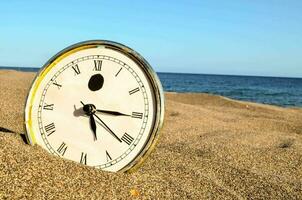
[96,109,130,116]
[93,114,122,143]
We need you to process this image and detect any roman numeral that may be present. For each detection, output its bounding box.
[121,133,134,145]
[94,60,102,71]
[129,87,140,95]
[53,80,62,89]
[115,67,122,77]
[132,112,143,119]
[72,64,80,75]
[43,103,54,110]
[80,152,87,165]
[44,123,55,136]
[57,142,68,156]
[106,150,112,162]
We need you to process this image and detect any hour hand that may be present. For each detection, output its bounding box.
[90,115,97,141]
[96,109,130,116]
[81,101,98,141]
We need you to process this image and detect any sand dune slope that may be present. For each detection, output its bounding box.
[0,70,301,199]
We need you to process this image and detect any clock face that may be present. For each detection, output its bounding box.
[24,41,164,172]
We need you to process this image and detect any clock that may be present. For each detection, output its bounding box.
[24,40,164,172]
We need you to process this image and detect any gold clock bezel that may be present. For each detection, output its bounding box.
[24,40,165,173]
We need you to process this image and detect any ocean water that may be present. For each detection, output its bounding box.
[0,66,39,72]
[1,67,301,107]
[158,72,302,108]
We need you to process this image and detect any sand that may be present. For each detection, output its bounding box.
[0,70,302,199]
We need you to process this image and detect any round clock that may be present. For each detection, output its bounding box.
[24,40,164,172]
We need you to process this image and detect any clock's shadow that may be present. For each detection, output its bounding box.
[0,127,15,133]
[0,104,108,145]
[73,105,85,117]
[0,127,29,144]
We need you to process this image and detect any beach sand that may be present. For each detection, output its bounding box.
[0,70,301,199]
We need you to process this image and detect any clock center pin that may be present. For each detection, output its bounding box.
[83,104,96,115]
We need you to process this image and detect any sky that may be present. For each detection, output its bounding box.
[0,0,302,77]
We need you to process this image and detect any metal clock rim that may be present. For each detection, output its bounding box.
[24,40,165,173]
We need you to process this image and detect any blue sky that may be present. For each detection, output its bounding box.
[0,0,301,77]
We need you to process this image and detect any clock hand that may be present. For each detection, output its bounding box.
[96,109,130,116]
[90,115,97,141]
[80,101,98,141]
[93,113,122,143]
[81,101,122,143]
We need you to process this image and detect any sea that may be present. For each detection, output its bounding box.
[1,66,302,108]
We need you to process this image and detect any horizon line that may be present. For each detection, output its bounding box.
[1,65,301,79]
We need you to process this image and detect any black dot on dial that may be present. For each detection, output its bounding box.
[88,74,104,91]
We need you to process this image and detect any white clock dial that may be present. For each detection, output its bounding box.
[25,41,164,172]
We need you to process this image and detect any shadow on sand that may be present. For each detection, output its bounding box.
[0,127,28,144]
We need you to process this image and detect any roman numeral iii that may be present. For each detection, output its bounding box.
[94,60,102,71]
[132,112,143,119]
[121,133,134,145]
